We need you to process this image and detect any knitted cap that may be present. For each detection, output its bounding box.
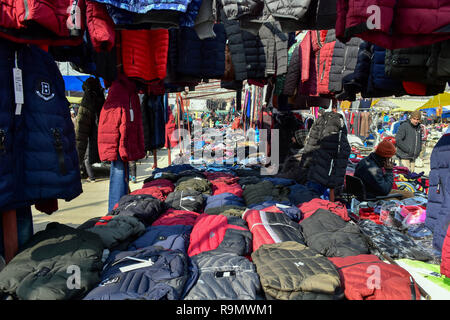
[375,140,396,158]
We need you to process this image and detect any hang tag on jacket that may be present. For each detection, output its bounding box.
[130,108,134,122]
[13,67,24,115]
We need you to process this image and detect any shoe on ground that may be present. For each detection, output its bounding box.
[86,177,96,183]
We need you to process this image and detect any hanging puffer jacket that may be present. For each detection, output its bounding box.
[97,74,145,162]
[121,29,169,82]
[0,39,82,212]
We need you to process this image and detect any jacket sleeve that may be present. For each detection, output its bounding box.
[363,166,394,196]
[97,104,121,162]
[86,0,116,52]
[283,43,301,96]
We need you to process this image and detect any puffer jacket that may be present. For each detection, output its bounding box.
[329,254,421,300]
[141,94,166,151]
[242,180,290,207]
[251,241,343,300]
[204,193,246,213]
[0,39,82,212]
[428,39,450,82]
[299,111,351,189]
[328,37,363,95]
[336,42,406,101]
[219,0,263,20]
[358,219,433,261]
[187,214,253,257]
[298,199,350,222]
[127,224,193,252]
[83,245,198,300]
[0,0,83,46]
[0,0,115,49]
[0,222,103,300]
[248,201,302,221]
[152,208,200,227]
[335,0,450,50]
[121,29,169,82]
[441,225,450,277]
[177,24,226,79]
[243,209,305,251]
[425,132,450,253]
[164,189,205,213]
[97,74,145,162]
[109,194,166,227]
[175,176,213,195]
[395,120,423,160]
[184,252,262,300]
[78,215,145,251]
[75,77,104,165]
[354,152,394,198]
[316,29,337,96]
[300,209,370,257]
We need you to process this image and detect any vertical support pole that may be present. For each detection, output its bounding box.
[2,209,18,263]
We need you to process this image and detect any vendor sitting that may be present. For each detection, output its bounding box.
[354,140,396,198]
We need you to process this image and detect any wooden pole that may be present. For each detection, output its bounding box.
[2,209,18,263]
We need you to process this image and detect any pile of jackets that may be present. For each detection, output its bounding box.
[1,163,435,300]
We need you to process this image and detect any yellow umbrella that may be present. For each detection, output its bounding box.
[417,92,450,111]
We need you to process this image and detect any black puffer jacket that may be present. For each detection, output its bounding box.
[298,112,351,188]
[300,209,369,257]
[328,37,363,95]
[395,120,423,160]
[75,77,104,165]
[109,194,166,227]
[221,12,266,80]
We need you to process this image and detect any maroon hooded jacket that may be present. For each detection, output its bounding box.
[336,0,450,49]
[98,75,145,162]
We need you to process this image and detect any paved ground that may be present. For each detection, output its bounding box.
[32,148,170,233]
[31,145,433,234]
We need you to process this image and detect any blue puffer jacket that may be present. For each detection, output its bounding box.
[94,0,192,12]
[127,225,193,252]
[83,246,199,300]
[0,39,82,212]
[177,24,226,79]
[204,193,245,212]
[425,132,450,252]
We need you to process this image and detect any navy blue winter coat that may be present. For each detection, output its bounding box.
[204,193,245,212]
[128,225,193,252]
[425,132,450,252]
[0,39,82,212]
[177,24,226,79]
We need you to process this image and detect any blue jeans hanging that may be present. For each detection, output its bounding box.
[108,155,129,212]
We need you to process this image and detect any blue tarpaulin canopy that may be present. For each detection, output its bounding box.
[63,76,104,92]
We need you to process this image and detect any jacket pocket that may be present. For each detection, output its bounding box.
[51,127,67,175]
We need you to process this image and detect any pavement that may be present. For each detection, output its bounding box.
[31,145,433,234]
[32,148,171,233]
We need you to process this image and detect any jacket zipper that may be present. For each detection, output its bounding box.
[52,128,67,175]
[336,260,384,270]
[341,46,349,73]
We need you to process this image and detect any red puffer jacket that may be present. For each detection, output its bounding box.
[0,0,114,48]
[316,31,337,96]
[97,74,145,162]
[441,224,450,277]
[121,29,169,82]
[298,198,350,222]
[329,254,421,300]
[336,0,450,49]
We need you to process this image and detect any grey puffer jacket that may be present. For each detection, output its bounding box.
[395,120,423,160]
[328,37,363,94]
[184,252,262,300]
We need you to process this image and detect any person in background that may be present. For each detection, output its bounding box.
[70,108,77,127]
[129,161,137,183]
[395,110,423,173]
[354,140,396,198]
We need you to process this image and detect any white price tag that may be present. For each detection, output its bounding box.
[154,172,163,179]
[130,108,134,122]
[13,68,24,104]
